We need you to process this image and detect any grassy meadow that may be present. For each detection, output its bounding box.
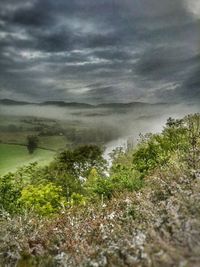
[0,143,54,175]
[0,114,69,174]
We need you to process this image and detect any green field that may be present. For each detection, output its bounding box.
[0,113,121,175]
[0,144,55,175]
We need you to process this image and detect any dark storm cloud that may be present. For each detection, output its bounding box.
[11,5,52,27]
[0,0,199,103]
[134,46,190,82]
[175,58,200,102]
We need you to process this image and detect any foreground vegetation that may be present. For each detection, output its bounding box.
[0,114,200,266]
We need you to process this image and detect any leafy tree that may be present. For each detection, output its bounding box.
[55,145,107,179]
[40,165,83,198]
[132,135,164,177]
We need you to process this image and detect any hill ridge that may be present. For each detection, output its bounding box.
[0,98,167,108]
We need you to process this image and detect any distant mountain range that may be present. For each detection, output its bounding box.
[41,101,93,108]
[0,99,32,105]
[0,98,167,108]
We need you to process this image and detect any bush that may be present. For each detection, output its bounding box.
[111,165,143,192]
[93,177,114,199]
[19,183,66,216]
[0,173,22,214]
[70,193,86,206]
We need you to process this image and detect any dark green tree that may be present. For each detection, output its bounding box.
[56,145,107,179]
[27,135,39,154]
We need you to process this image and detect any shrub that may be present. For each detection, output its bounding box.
[19,183,66,216]
[111,165,143,192]
[93,177,114,199]
[0,173,22,214]
[70,193,86,206]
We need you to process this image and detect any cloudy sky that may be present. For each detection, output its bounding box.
[0,0,200,104]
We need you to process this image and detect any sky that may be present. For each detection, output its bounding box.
[0,0,200,104]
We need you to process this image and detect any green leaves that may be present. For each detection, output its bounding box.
[55,144,107,179]
[131,114,200,179]
[111,166,143,192]
[0,173,22,214]
[19,183,66,216]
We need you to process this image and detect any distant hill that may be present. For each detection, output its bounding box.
[0,99,167,109]
[42,101,159,109]
[97,102,155,108]
[41,101,93,108]
[0,99,34,105]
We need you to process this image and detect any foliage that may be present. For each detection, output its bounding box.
[110,165,143,192]
[83,168,99,197]
[70,193,86,206]
[0,173,22,214]
[19,183,66,216]
[184,114,200,171]
[93,177,114,199]
[37,165,83,197]
[132,115,199,177]
[132,133,171,176]
[55,144,107,179]
[39,145,108,199]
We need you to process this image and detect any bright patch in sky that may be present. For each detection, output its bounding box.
[185,0,200,19]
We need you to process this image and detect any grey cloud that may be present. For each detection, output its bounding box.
[134,46,189,81]
[0,0,199,103]
[33,30,73,52]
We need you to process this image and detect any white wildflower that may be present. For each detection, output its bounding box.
[107,212,115,220]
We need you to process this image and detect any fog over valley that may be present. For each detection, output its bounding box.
[1,102,199,160]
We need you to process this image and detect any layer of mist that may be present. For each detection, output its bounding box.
[0,102,199,161]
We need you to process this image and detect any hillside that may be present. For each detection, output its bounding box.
[0,113,200,267]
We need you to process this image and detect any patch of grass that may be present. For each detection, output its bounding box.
[0,131,37,145]
[0,144,54,175]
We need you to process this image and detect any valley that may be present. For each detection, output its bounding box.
[0,101,199,175]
